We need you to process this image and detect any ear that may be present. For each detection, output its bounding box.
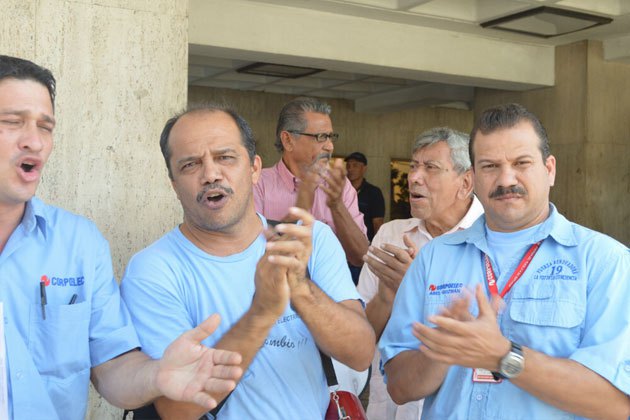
[280,131,294,152]
[251,154,263,184]
[171,179,182,202]
[457,169,474,200]
[545,155,556,187]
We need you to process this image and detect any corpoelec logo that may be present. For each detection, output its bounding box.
[428,282,463,296]
[40,274,85,287]
[533,259,578,281]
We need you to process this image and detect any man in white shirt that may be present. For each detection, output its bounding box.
[357,127,483,420]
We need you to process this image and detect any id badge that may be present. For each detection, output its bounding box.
[472,368,502,383]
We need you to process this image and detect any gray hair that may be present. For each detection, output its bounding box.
[160,102,256,179]
[275,96,332,152]
[413,127,471,174]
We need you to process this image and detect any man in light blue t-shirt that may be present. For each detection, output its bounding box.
[0,56,242,420]
[121,104,375,419]
[381,103,630,420]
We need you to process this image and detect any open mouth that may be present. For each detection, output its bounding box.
[410,192,426,200]
[16,158,41,182]
[21,162,36,173]
[206,192,225,203]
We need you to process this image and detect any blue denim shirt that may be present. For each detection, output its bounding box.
[380,205,630,420]
[0,198,139,420]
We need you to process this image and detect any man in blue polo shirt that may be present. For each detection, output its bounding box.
[380,103,630,419]
[0,55,242,420]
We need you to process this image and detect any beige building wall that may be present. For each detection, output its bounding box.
[189,86,474,218]
[1,0,189,418]
[475,41,629,245]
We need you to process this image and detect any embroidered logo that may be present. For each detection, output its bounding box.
[40,274,85,287]
[428,282,464,296]
[533,259,578,281]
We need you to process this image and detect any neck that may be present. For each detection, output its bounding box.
[0,202,27,255]
[487,202,551,232]
[350,177,363,190]
[424,197,473,238]
[281,155,302,180]
[180,210,263,257]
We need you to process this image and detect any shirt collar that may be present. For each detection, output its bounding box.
[275,158,300,192]
[23,197,49,239]
[416,196,484,238]
[443,203,577,251]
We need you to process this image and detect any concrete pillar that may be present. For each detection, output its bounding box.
[1,0,189,418]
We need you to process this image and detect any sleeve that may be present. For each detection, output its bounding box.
[342,179,367,235]
[356,224,388,302]
[378,248,429,367]
[569,243,630,394]
[120,251,196,360]
[88,225,140,366]
[309,221,362,304]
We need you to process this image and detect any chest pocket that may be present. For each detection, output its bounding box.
[28,301,91,381]
[508,281,585,356]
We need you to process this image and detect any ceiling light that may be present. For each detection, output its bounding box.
[236,62,323,78]
[480,6,612,38]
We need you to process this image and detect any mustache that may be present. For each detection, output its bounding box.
[196,183,234,203]
[489,185,527,199]
[316,152,332,160]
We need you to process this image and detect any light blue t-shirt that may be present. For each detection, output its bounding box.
[0,198,140,420]
[380,205,630,420]
[121,216,361,419]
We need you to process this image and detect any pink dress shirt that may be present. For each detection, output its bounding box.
[253,159,367,235]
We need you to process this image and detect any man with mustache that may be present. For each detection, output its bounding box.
[0,55,243,420]
[380,103,630,419]
[253,97,369,267]
[121,104,374,419]
[357,127,483,419]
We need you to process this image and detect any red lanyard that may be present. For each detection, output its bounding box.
[483,241,542,298]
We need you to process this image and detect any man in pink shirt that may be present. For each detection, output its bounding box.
[253,97,368,267]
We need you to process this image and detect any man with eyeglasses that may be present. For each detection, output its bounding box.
[357,127,483,419]
[253,96,369,268]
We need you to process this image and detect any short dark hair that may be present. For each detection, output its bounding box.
[160,103,256,179]
[275,97,331,152]
[469,103,550,166]
[0,55,56,108]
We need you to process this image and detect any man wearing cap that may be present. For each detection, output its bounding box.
[253,97,368,267]
[345,152,385,242]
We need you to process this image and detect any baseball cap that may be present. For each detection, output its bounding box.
[345,152,367,165]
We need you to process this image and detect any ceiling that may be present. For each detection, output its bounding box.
[188,0,630,112]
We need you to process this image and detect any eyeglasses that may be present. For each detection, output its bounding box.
[289,131,339,143]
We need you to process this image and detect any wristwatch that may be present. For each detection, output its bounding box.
[492,341,525,380]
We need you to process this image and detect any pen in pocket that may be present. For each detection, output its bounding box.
[68,294,78,305]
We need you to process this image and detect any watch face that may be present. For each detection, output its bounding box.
[501,353,525,378]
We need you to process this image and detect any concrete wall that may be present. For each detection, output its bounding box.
[189,86,474,218]
[1,0,189,418]
[475,41,629,245]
